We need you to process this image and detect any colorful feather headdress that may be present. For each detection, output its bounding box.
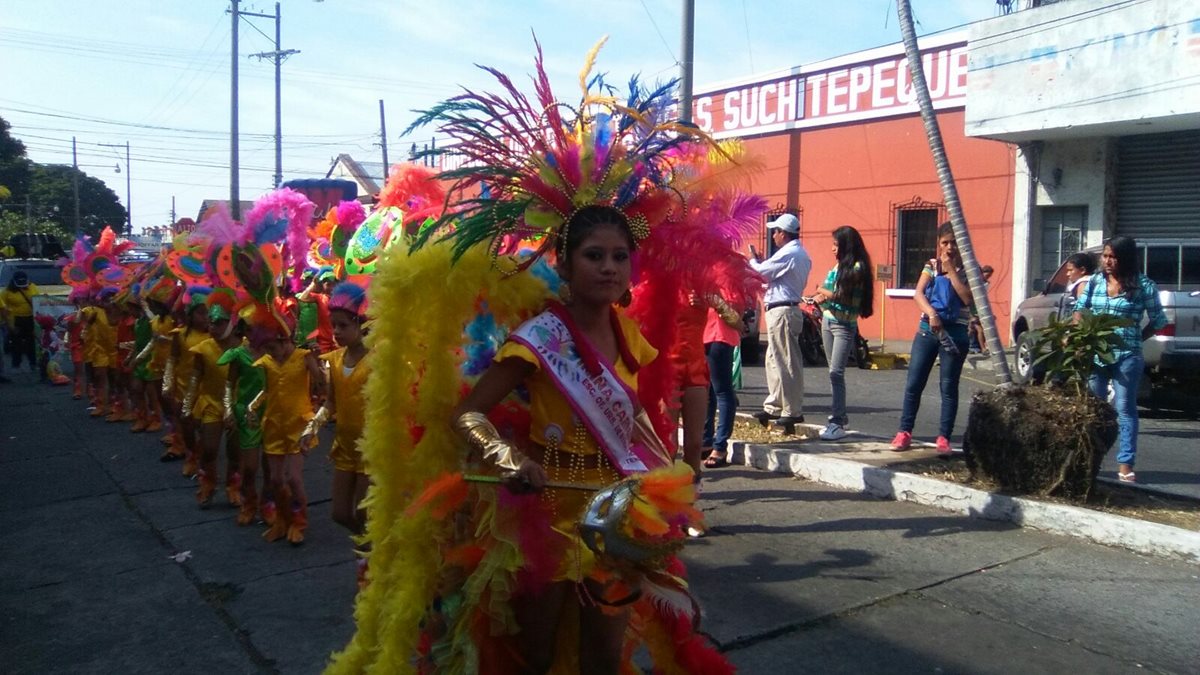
[405,36,715,268]
[60,226,136,294]
[328,280,368,319]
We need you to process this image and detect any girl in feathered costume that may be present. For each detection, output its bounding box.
[62,227,137,417]
[304,281,372,579]
[183,289,244,508]
[327,40,733,675]
[168,288,212,476]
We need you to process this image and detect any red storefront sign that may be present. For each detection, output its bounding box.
[693,36,968,138]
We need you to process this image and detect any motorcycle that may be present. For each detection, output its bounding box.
[797,298,872,369]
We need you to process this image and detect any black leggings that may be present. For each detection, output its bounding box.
[8,315,36,369]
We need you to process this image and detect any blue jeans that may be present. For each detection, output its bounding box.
[899,324,968,438]
[703,341,737,454]
[821,319,856,425]
[1088,353,1143,467]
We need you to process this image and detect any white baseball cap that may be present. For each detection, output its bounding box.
[766,213,800,234]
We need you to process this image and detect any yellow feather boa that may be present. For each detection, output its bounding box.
[325,240,550,674]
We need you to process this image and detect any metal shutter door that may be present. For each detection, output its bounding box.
[1116,131,1200,239]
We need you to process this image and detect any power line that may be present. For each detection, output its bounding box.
[638,0,678,64]
[0,100,363,138]
[142,15,229,124]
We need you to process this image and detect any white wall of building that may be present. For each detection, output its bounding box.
[1011,137,1112,303]
[966,0,1200,142]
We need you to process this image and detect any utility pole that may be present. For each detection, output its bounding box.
[99,141,132,235]
[123,141,131,235]
[378,99,389,180]
[170,196,176,224]
[71,136,81,237]
[230,0,240,219]
[679,0,695,124]
[248,2,300,189]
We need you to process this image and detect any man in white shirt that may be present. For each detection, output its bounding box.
[749,213,812,427]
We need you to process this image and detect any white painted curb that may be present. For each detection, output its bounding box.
[731,441,1200,565]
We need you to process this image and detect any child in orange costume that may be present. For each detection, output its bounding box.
[66,292,87,400]
[182,290,242,508]
[109,294,138,423]
[165,289,211,472]
[305,283,371,569]
[246,306,323,545]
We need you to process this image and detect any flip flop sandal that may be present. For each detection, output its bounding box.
[703,453,728,469]
[1118,471,1137,483]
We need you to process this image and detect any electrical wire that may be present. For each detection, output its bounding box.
[637,0,678,65]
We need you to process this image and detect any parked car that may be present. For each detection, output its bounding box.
[0,258,71,297]
[1011,241,1200,407]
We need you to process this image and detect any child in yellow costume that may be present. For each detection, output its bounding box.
[183,290,243,508]
[84,289,118,418]
[165,289,211,474]
[305,282,371,578]
[246,306,323,545]
[77,298,98,406]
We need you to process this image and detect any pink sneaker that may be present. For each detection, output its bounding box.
[890,431,912,452]
[935,436,953,455]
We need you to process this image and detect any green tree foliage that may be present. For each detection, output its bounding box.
[0,210,71,244]
[27,164,126,238]
[0,117,33,200]
[0,115,126,240]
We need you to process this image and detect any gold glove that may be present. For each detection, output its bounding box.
[301,406,331,449]
[708,294,741,327]
[245,391,265,428]
[161,357,176,396]
[131,339,155,368]
[223,382,235,425]
[181,373,200,418]
[453,411,526,474]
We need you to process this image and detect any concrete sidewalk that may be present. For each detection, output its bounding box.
[2,379,1198,674]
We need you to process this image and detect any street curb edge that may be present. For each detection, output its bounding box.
[729,441,1200,565]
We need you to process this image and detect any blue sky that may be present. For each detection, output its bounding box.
[0,0,999,232]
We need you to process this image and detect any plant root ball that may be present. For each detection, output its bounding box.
[964,385,1117,501]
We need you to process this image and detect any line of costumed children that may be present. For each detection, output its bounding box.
[58,187,400,556]
[57,40,766,672]
[326,40,763,674]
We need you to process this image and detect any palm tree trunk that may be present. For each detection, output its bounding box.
[896,0,1012,383]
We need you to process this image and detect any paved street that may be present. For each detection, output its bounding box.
[3,377,1199,674]
[736,350,1200,500]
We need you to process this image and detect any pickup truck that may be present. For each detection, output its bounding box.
[1010,241,1200,408]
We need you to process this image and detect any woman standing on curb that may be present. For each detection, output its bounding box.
[1073,236,1166,483]
[808,226,874,441]
[891,222,972,454]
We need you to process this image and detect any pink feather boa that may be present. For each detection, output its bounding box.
[335,200,366,232]
[244,188,316,291]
